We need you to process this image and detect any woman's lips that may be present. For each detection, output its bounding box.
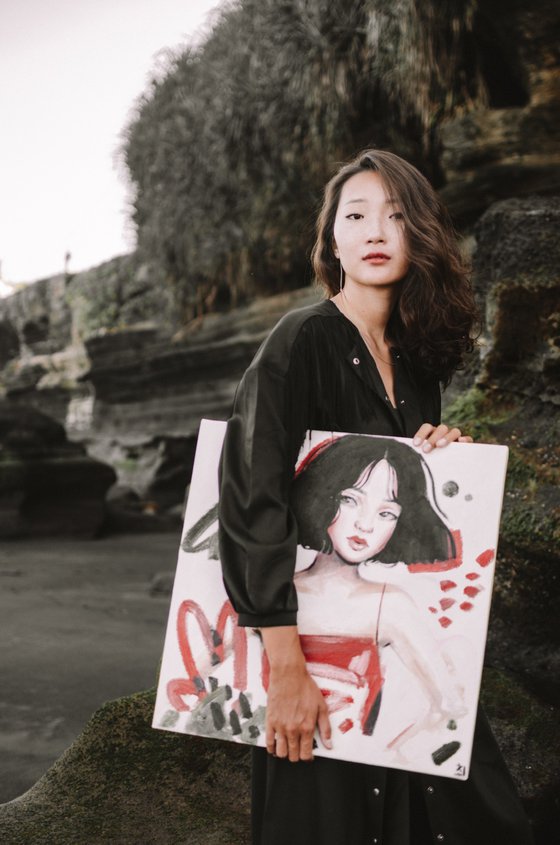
[347,535,368,550]
[363,252,390,264]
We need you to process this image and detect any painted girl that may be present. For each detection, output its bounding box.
[290,434,464,739]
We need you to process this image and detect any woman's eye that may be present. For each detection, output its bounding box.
[340,494,357,507]
[379,510,399,521]
[346,213,363,220]
[389,211,404,221]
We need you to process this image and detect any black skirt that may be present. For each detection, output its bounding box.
[251,707,534,845]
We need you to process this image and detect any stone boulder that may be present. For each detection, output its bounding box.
[0,690,251,845]
[473,195,560,405]
[0,679,556,844]
[0,403,115,538]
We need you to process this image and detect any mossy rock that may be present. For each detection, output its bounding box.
[0,689,251,845]
[481,667,560,841]
[445,387,560,561]
[1,679,558,843]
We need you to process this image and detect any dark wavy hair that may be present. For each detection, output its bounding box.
[311,149,478,386]
[291,435,455,565]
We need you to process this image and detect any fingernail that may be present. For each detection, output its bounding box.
[413,436,422,446]
[436,438,448,447]
[324,739,333,749]
[422,442,432,453]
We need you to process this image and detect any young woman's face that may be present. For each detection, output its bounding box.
[327,459,402,564]
[332,170,409,290]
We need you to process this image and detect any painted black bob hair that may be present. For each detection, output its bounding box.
[290,435,455,566]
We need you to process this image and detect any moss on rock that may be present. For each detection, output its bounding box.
[0,689,251,845]
[444,387,560,560]
[480,667,560,840]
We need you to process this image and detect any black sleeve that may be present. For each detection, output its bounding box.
[217,318,313,628]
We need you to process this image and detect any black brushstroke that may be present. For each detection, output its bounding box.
[239,691,253,718]
[210,701,226,731]
[363,691,383,736]
[432,741,461,765]
[193,675,206,692]
[229,710,242,735]
[181,503,219,559]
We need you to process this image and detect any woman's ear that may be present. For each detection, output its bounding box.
[333,242,339,259]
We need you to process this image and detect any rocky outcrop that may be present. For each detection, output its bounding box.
[474,196,560,405]
[439,0,560,224]
[0,281,321,510]
[0,689,251,845]
[442,197,560,765]
[0,402,115,538]
[0,676,556,844]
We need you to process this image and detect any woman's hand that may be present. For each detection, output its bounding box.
[413,423,473,453]
[261,626,332,762]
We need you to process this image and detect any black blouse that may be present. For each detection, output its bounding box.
[218,298,440,628]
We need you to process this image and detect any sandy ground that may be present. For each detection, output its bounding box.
[0,532,180,804]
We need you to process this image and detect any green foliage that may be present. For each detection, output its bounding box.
[120,0,483,319]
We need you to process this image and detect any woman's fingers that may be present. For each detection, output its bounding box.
[264,672,331,762]
[412,423,435,445]
[317,701,333,750]
[275,733,289,759]
[266,725,317,762]
[413,423,473,451]
[299,731,315,762]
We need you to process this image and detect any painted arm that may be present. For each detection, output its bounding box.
[378,589,466,719]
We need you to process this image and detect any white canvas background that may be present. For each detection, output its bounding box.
[153,420,508,780]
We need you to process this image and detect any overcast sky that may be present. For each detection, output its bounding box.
[0,0,222,293]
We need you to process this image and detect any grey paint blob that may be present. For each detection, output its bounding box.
[442,480,459,497]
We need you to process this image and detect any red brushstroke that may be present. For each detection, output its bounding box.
[460,602,474,611]
[387,722,416,749]
[464,586,481,598]
[408,530,463,573]
[294,436,340,477]
[440,580,457,592]
[440,598,455,611]
[167,599,248,711]
[466,572,480,581]
[476,549,495,567]
[321,690,355,714]
[439,616,452,628]
[429,606,438,614]
[338,718,354,734]
[262,635,383,734]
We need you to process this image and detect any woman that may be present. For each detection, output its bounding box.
[218,150,533,844]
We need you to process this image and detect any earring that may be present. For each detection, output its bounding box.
[339,261,344,292]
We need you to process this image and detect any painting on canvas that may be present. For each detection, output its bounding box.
[153,420,508,780]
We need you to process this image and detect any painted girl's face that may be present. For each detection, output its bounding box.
[327,459,402,564]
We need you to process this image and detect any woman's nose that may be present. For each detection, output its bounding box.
[367,217,386,243]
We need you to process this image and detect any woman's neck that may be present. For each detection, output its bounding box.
[331,281,398,347]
